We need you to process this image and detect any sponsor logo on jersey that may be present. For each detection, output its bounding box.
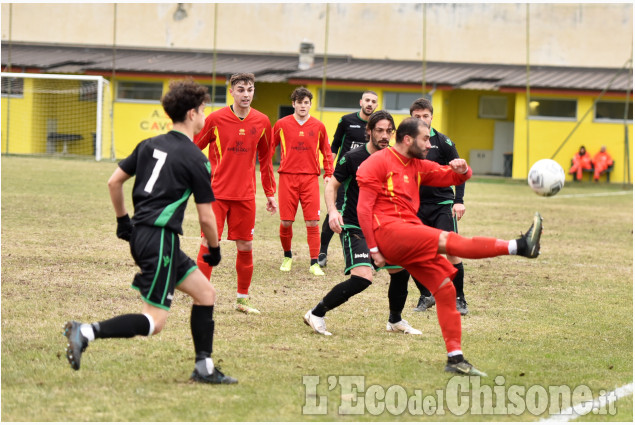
[228,141,249,153]
[404,175,409,184]
[292,141,311,151]
[445,138,453,146]
[351,141,364,149]
[239,128,246,136]
[350,125,361,128]
[299,131,305,137]
[354,253,369,259]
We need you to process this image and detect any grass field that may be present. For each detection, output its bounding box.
[1,155,633,421]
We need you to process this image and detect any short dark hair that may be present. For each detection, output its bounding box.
[365,110,395,141]
[410,97,433,116]
[161,78,210,123]
[229,72,255,87]
[362,90,378,98]
[395,117,429,143]
[291,87,313,102]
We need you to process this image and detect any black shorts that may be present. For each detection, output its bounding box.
[129,225,197,311]
[339,227,373,275]
[417,203,458,233]
[339,226,402,274]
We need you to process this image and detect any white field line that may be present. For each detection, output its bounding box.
[540,382,634,422]
[556,190,632,198]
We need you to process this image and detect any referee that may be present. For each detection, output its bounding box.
[63,79,236,385]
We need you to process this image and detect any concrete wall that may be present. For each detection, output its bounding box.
[2,3,632,68]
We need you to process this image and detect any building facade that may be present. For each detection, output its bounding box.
[1,3,633,182]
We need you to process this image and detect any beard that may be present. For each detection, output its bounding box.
[371,137,389,150]
[408,143,428,159]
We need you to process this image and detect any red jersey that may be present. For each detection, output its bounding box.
[272,115,333,178]
[356,147,472,249]
[194,106,276,200]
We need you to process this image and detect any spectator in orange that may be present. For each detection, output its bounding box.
[569,145,592,181]
[592,145,614,182]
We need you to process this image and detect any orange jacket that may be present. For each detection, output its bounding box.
[571,152,592,170]
[593,151,613,172]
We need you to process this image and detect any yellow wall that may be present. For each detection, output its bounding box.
[443,90,516,160]
[512,92,633,183]
[2,80,33,154]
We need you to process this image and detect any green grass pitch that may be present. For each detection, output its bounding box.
[1,155,632,421]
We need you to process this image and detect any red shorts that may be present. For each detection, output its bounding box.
[375,221,456,294]
[209,199,256,241]
[278,173,321,222]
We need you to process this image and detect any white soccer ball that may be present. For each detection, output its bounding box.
[527,159,565,197]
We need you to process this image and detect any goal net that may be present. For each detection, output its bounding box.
[1,72,114,161]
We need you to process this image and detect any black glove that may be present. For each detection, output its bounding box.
[116,214,133,241]
[202,245,221,266]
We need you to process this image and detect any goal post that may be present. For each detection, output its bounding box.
[1,72,114,161]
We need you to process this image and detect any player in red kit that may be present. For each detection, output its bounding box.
[194,73,277,315]
[273,87,333,276]
[356,117,543,376]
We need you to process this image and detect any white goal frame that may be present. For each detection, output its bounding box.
[1,72,114,161]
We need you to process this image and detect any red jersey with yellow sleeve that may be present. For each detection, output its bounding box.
[356,146,472,249]
[194,106,276,201]
[272,115,333,179]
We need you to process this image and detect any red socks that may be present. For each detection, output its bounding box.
[434,282,462,353]
[445,232,509,259]
[306,225,320,259]
[236,249,253,296]
[279,224,293,252]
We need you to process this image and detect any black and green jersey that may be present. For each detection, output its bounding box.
[332,144,371,229]
[418,128,465,205]
[119,130,214,235]
[330,112,368,161]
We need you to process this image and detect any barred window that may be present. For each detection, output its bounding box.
[1,77,24,97]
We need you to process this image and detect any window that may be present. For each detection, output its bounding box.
[479,96,508,119]
[384,91,424,112]
[116,81,163,102]
[595,100,633,122]
[318,89,362,109]
[203,84,227,105]
[1,77,24,97]
[528,98,577,120]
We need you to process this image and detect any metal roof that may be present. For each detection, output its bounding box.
[2,42,632,93]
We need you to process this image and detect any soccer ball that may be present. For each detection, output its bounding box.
[527,159,565,197]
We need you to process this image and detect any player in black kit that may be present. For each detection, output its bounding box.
[63,79,237,384]
[409,98,469,315]
[305,110,421,336]
[318,90,378,267]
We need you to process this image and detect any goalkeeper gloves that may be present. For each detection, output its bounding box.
[203,245,221,266]
[116,214,133,241]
